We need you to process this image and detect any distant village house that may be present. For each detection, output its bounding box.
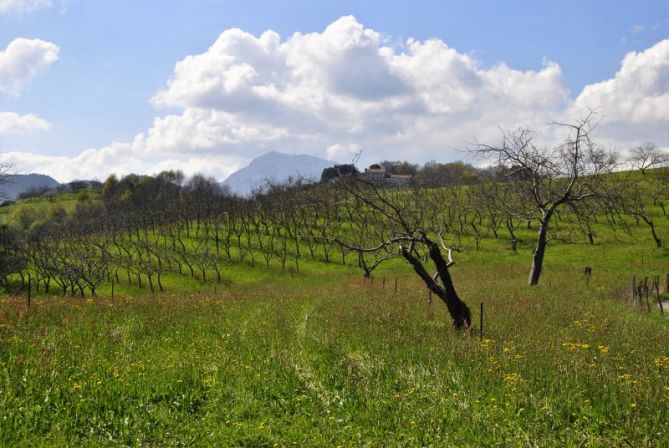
[363,164,413,186]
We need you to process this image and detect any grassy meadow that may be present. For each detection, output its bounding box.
[0,192,82,227]
[2,208,669,446]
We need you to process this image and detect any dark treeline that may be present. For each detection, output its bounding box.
[17,180,103,201]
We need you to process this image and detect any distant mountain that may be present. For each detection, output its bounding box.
[1,174,59,200]
[222,151,334,196]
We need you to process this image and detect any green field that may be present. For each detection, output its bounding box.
[2,205,669,446]
[0,193,82,227]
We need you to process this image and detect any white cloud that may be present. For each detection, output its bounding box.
[0,0,51,14]
[134,108,292,156]
[632,25,645,34]
[0,142,145,182]
[0,38,59,95]
[0,111,51,133]
[147,16,567,165]
[0,144,245,183]
[147,154,244,180]
[326,143,361,161]
[569,38,669,146]
[5,16,669,182]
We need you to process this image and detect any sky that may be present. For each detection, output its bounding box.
[1,0,668,182]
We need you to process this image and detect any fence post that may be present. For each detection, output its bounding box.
[656,276,664,315]
[479,302,484,341]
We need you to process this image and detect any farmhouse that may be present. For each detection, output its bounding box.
[363,165,413,186]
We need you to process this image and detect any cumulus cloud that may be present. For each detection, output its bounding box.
[134,108,292,156]
[147,16,567,165]
[6,16,669,182]
[0,111,51,133]
[0,144,246,183]
[0,0,51,14]
[569,38,669,146]
[0,38,59,95]
[0,142,145,182]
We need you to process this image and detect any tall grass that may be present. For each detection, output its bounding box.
[2,174,669,445]
[1,236,669,446]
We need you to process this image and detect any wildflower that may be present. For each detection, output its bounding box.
[654,356,669,368]
[480,338,495,347]
[598,345,610,355]
[504,372,522,387]
[563,342,591,351]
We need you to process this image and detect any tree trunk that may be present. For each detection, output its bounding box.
[528,213,551,286]
[640,215,662,248]
[402,244,471,330]
[506,218,517,253]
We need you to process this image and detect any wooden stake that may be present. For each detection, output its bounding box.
[479,302,484,341]
[27,273,31,309]
[656,276,664,315]
[111,279,114,298]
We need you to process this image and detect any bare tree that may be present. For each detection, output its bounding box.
[321,178,472,330]
[627,142,668,175]
[473,114,618,285]
[0,160,13,201]
[619,172,663,248]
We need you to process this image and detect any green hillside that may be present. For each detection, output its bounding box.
[1,169,669,445]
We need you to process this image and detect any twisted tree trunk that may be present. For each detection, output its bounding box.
[402,243,471,330]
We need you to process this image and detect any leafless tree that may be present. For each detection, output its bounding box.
[472,114,618,285]
[627,142,668,175]
[0,160,13,200]
[321,178,472,330]
[618,172,663,248]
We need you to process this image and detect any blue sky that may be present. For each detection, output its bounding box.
[1,0,668,181]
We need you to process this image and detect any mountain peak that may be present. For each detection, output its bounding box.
[1,174,60,200]
[223,152,334,196]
